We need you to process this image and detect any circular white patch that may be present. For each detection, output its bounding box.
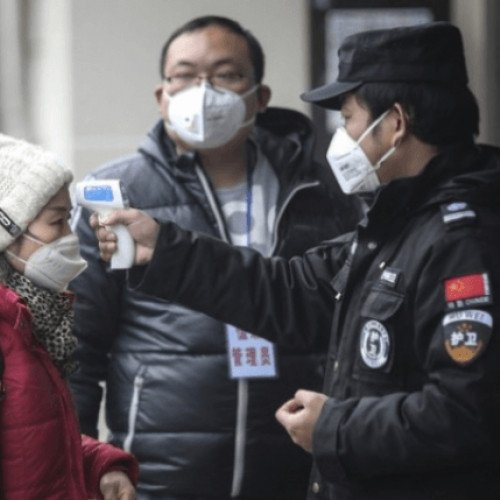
[360,320,390,369]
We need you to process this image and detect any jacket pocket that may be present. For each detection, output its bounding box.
[353,285,405,388]
[360,287,404,320]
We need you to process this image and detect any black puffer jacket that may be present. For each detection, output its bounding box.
[131,144,500,500]
[70,108,361,499]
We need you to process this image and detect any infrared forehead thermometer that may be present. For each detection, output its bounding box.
[75,179,135,269]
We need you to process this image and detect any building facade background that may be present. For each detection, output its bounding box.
[0,0,498,179]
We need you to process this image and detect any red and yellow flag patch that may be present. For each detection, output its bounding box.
[444,273,491,309]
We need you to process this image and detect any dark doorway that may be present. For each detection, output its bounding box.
[308,0,450,161]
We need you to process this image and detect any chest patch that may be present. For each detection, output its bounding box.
[444,273,492,309]
[360,320,390,369]
[442,309,493,365]
[380,267,400,288]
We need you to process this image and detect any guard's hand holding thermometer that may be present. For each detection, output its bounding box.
[75,180,135,269]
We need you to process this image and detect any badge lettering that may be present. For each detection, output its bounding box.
[442,309,493,365]
[360,320,390,369]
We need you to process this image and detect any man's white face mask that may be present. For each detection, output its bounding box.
[164,81,259,150]
[326,109,396,194]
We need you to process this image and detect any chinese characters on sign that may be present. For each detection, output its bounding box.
[226,325,278,379]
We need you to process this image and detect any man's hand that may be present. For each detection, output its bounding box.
[99,470,135,499]
[275,389,328,453]
[90,208,160,266]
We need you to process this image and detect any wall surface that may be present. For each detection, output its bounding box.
[1,0,499,178]
[69,0,310,180]
[451,0,500,145]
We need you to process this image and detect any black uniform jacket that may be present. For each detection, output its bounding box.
[70,109,361,499]
[132,144,500,500]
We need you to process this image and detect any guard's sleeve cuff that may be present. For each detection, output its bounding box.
[313,397,355,483]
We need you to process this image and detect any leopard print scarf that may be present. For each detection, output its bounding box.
[3,265,78,377]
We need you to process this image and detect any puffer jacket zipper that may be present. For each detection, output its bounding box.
[196,165,319,497]
[196,165,248,496]
[123,366,146,453]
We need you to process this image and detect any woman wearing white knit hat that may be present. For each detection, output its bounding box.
[0,134,138,499]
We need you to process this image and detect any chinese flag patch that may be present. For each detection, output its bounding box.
[444,273,490,302]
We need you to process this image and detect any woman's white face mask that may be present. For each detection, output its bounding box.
[164,81,259,150]
[326,109,396,194]
[6,233,87,292]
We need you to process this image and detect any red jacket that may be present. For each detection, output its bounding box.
[0,285,138,499]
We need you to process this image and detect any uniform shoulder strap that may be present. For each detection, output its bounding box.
[440,201,477,229]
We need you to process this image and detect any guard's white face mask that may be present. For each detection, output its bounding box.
[326,109,396,194]
[164,81,259,149]
[7,233,88,292]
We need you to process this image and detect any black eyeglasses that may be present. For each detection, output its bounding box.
[163,71,251,91]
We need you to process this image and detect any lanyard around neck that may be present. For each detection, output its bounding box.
[246,166,254,248]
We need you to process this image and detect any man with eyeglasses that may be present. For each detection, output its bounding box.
[69,15,360,500]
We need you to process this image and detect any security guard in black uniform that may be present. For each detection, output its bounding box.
[91,22,500,500]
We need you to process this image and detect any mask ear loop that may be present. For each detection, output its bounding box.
[374,144,397,171]
[5,231,45,265]
[356,109,391,146]
[236,84,261,129]
[5,229,47,267]
[240,84,260,99]
[356,108,397,171]
[5,250,26,266]
[21,232,45,246]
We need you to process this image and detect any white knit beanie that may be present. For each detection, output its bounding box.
[0,134,73,251]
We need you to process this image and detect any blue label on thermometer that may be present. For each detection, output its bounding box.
[84,185,114,201]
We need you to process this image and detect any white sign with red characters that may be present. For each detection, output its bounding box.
[226,325,278,379]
